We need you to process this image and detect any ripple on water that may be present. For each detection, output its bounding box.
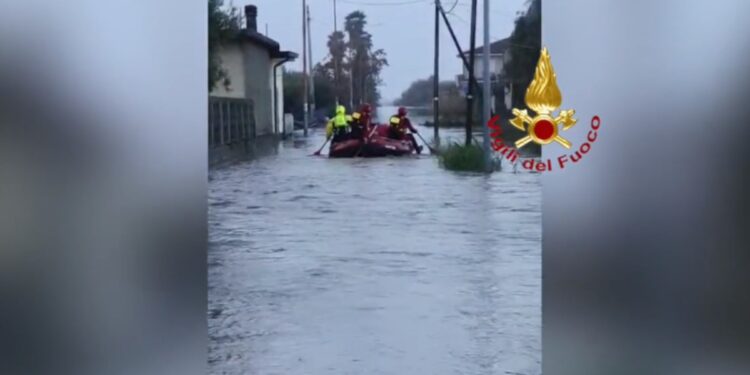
[209,126,541,375]
[209,199,232,208]
[287,195,315,202]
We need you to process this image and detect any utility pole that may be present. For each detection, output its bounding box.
[433,0,441,143]
[362,70,368,104]
[438,6,480,94]
[349,49,354,110]
[307,5,316,121]
[481,0,491,170]
[333,0,340,105]
[302,0,308,136]
[465,0,478,146]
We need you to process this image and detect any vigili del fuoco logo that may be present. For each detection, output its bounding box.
[487,48,601,172]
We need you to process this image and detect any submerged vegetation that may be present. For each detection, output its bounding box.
[437,143,487,172]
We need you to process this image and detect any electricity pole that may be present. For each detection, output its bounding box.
[482,0,491,170]
[438,6,480,94]
[349,49,354,110]
[433,0,440,143]
[302,0,308,136]
[333,0,340,105]
[465,0,478,146]
[307,5,316,121]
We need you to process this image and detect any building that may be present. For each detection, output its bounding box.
[209,4,297,164]
[456,37,513,112]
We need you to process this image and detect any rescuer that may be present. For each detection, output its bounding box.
[388,107,422,154]
[350,103,373,140]
[325,105,351,142]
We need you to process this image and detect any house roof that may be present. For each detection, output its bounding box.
[237,28,298,60]
[459,37,511,57]
[276,50,298,60]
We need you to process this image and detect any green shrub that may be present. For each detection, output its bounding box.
[438,143,488,172]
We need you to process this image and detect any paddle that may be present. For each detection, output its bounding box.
[311,136,331,156]
[354,123,379,157]
[414,132,438,155]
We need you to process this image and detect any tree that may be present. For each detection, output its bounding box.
[495,0,541,154]
[395,77,459,107]
[316,11,388,110]
[285,68,337,121]
[316,31,348,106]
[395,77,466,124]
[505,0,541,110]
[345,12,367,106]
[208,0,243,91]
[283,70,305,120]
[344,12,388,107]
[394,77,432,107]
[312,70,337,115]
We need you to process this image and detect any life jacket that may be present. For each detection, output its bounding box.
[333,114,348,128]
[389,115,405,132]
[332,105,349,129]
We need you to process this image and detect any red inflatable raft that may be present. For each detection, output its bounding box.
[329,125,416,158]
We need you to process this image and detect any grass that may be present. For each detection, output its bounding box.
[437,142,489,172]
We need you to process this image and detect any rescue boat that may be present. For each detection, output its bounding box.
[329,124,416,158]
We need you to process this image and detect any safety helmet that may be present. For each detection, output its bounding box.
[345,115,353,122]
[398,107,407,116]
[336,105,346,115]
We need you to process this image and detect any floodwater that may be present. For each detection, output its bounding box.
[208,108,541,375]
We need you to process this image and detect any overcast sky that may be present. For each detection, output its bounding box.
[239,0,529,101]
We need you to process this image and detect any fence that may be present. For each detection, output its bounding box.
[208,97,255,148]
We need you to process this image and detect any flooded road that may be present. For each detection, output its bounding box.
[208,113,541,375]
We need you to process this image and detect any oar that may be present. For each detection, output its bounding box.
[354,124,378,157]
[414,132,438,155]
[311,136,331,156]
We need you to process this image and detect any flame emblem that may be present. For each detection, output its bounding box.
[510,48,577,149]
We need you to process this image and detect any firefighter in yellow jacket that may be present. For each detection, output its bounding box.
[325,105,351,142]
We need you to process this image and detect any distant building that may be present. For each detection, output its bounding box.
[456,37,513,112]
[210,4,297,153]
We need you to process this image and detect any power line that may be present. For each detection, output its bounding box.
[448,13,537,50]
[337,0,430,6]
[444,0,460,14]
[447,12,469,25]
[452,1,518,17]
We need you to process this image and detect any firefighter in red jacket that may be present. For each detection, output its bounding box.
[350,103,373,140]
[388,107,422,153]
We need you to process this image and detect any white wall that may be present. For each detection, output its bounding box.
[210,44,245,98]
[210,41,291,137]
[272,62,285,135]
[463,54,505,79]
[242,43,273,136]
